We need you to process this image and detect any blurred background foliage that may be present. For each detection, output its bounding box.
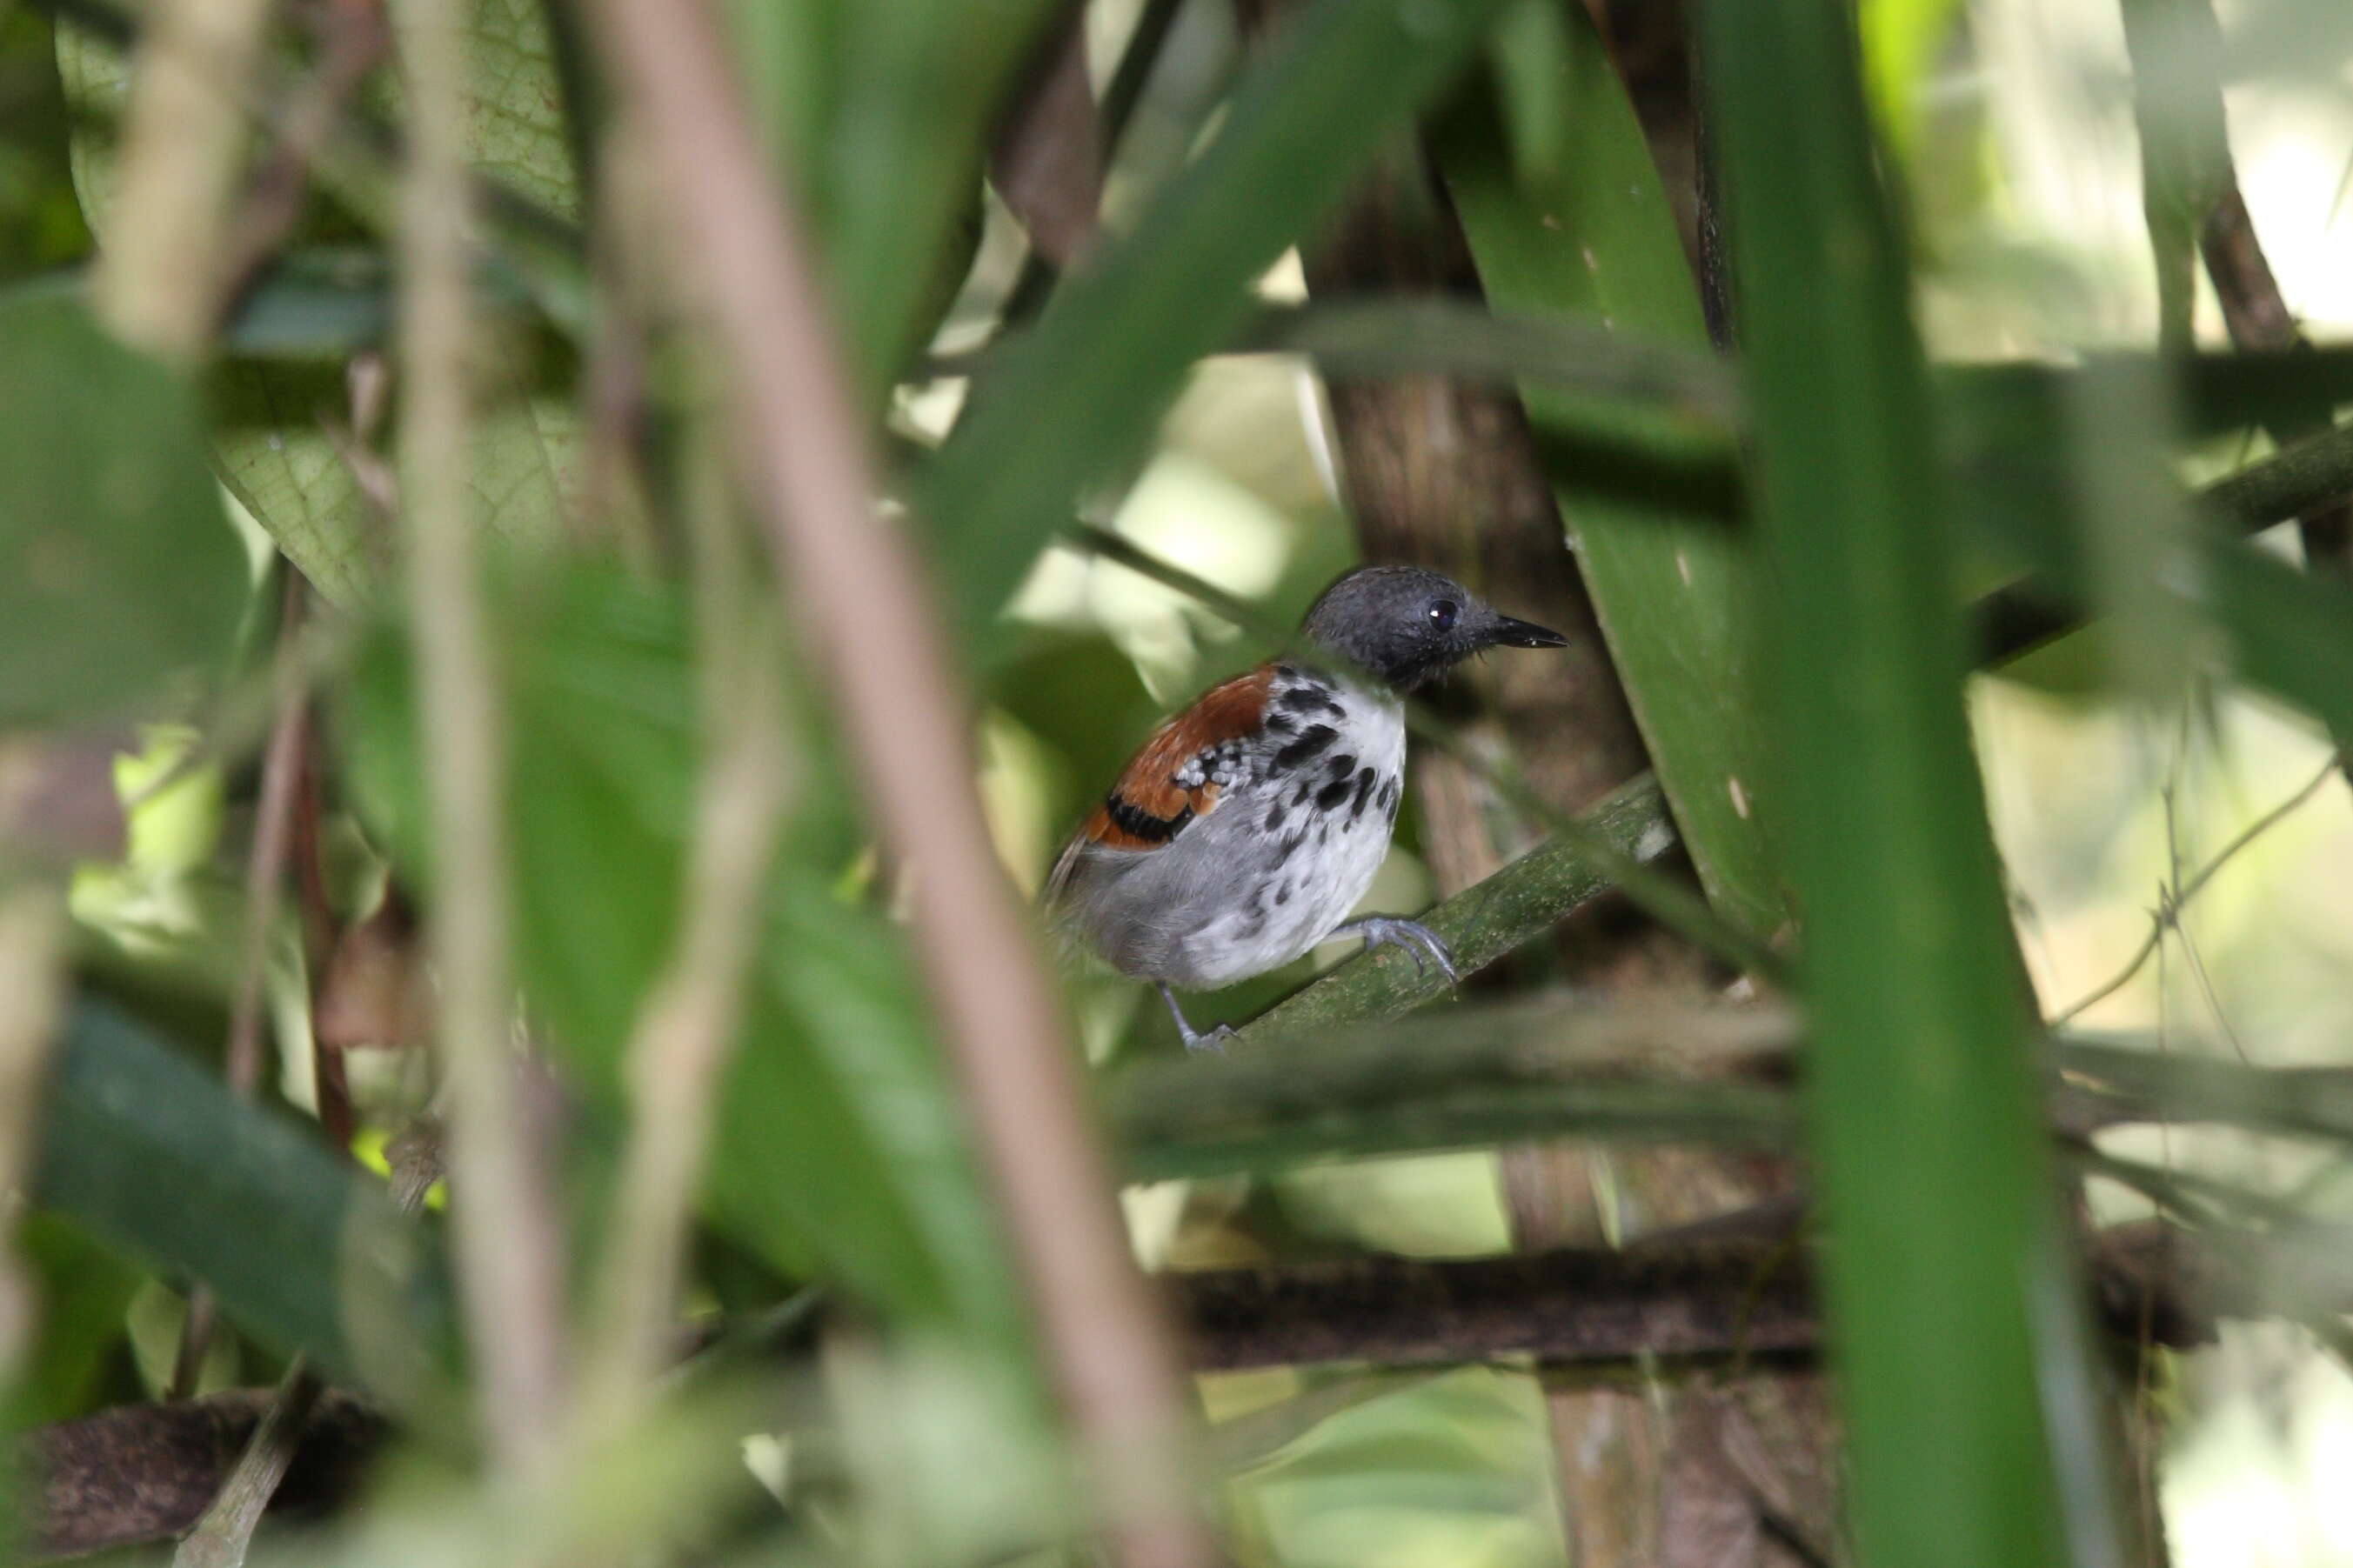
[0,0,2351,1565]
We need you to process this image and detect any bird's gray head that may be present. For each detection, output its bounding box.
[1298,565,1568,692]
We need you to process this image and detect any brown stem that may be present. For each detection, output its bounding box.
[395,0,571,1472]
[572,5,1212,1566]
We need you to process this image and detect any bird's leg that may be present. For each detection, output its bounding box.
[1156,984,1234,1054]
[1332,915,1460,985]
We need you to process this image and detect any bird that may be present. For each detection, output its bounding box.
[1045,564,1568,1051]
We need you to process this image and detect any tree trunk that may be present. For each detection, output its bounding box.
[1280,123,1842,1568]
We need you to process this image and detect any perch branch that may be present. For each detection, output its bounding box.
[7,1217,2262,1558]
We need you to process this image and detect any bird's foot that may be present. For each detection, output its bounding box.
[1158,984,1236,1054]
[1181,1022,1236,1055]
[1336,915,1459,986]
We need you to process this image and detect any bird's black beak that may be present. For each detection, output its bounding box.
[1486,614,1568,650]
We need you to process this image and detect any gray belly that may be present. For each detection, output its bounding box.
[1069,765,1402,988]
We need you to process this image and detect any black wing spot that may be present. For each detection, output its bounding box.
[1277,682,1344,717]
[1275,724,1338,768]
[1104,792,1194,844]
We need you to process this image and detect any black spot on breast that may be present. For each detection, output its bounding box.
[1292,781,1314,807]
[1272,832,1304,868]
[1265,801,1287,833]
[1325,753,1356,780]
[1379,778,1400,817]
[1314,775,1352,811]
[1349,767,1376,818]
[1275,724,1337,768]
[1274,887,1290,906]
[1264,711,1297,737]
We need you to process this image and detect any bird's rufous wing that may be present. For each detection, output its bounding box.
[1077,665,1273,850]
[1042,664,1278,914]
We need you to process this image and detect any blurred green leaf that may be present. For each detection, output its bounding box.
[1227,1366,1561,1568]
[53,3,584,606]
[11,1213,142,1425]
[1434,11,1790,942]
[1955,397,2353,745]
[344,568,1024,1344]
[723,0,1048,399]
[384,0,582,225]
[1858,0,1962,162]
[926,0,1519,652]
[2120,0,2231,351]
[1118,998,1795,1184]
[0,1,91,280]
[0,294,244,724]
[1700,4,2113,1567]
[33,998,451,1391]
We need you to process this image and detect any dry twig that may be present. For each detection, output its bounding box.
[574,4,1213,1565]
[395,0,569,1473]
[91,0,278,362]
[581,454,794,1412]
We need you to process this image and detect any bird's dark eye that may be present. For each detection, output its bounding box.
[1427,599,1459,632]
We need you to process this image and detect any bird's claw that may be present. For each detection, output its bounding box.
[1341,916,1459,988]
[1181,1023,1237,1056]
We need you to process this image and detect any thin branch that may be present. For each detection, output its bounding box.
[4,1214,2263,1558]
[0,887,64,1379]
[991,4,1103,269]
[23,1386,386,1562]
[396,0,569,1473]
[228,574,311,1102]
[1233,776,1681,1044]
[215,1,395,311]
[89,0,277,363]
[580,450,794,1415]
[169,575,310,1402]
[2052,755,2339,1024]
[573,6,1213,1568]
[169,1360,324,1568]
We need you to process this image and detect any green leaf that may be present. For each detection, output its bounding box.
[1433,12,1790,942]
[54,4,585,606]
[11,1213,142,1425]
[926,0,1520,652]
[32,998,452,1391]
[0,294,244,724]
[386,0,582,225]
[343,568,1024,1344]
[1858,0,1963,161]
[1699,3,2116,1565]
